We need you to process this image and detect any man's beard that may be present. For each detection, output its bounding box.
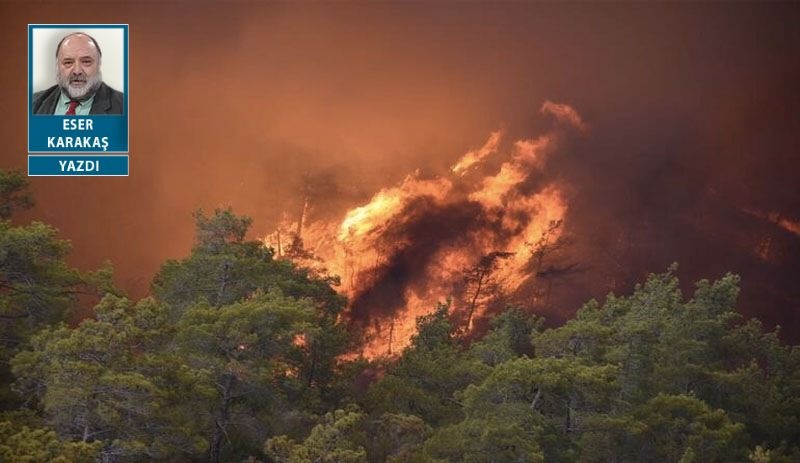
[57,71,103,100]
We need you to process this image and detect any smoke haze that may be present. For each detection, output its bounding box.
[1,3,798,340]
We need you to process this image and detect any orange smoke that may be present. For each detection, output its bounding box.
[265,102,585,358]
[743,208,800,238]
[541,100,588,131]
[451,130,503,176]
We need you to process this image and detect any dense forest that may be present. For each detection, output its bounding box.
[1,169,798,463]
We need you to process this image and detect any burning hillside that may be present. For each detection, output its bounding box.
[266,101,585,356]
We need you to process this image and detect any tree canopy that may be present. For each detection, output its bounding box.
[1,170,798,462]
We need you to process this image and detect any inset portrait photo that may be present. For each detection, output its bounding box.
[28,24,129,155]
[30,26,125,115]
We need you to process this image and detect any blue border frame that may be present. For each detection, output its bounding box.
[28,155,130,177]
[27,24,130,161]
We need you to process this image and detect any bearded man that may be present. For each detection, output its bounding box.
[32,32,124,115]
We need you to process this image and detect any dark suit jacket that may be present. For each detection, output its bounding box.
[32,82,124,115]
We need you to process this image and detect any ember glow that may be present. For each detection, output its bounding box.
[4,2,798,345]
[743,208,800,238]
[265,102,582,357]
[451,130,503,176]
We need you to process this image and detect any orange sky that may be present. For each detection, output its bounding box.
[1,2,798,339]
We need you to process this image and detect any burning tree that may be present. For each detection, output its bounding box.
[460,251,514,333]
[263,101,585,357]
[525,219,581,308]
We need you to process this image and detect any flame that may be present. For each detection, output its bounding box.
[451,130,503,175]
[293,333,307,348]
[491,187,567,293]
[743,208,800,238]
[469,136,551,207]
[339,174,453,242]
[266,102,585,358]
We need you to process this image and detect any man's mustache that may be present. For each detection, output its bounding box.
[69,74,87,83]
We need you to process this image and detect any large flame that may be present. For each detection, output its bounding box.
[264,102,585,358]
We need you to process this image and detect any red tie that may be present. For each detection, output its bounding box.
[66,100,80,115]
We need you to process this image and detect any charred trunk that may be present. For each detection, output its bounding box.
[209,373,235,463]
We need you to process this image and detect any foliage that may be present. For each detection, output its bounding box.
[10,296,172,460]
[152,208,352,409]
[152,208,344,318]
[0,221,81,354]
[266,408,431,463]
[3,192,798,462]
[469,307,542,366]
[175,289,317,462]
[0,170,116,410]
[0,420,101,463]
[365,303,490,426]
[0,170,34,220]
[265,409,368,463]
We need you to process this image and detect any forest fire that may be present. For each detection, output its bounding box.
[3,5,799,461]
[742,208,800,238]
[265,102,583,357]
